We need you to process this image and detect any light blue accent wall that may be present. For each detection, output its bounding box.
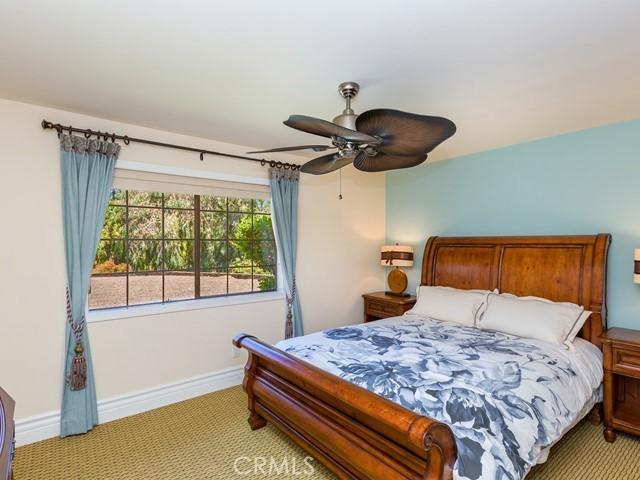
[386,119,640,329]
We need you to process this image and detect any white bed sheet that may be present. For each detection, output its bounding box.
[532,337,602,467]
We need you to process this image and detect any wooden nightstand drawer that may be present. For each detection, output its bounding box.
[367,301,401,316]
[612,347,640,377]
[602,327,640,442]
[362,292,416,323]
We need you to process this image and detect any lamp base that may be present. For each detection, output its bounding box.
[387,268,408,296]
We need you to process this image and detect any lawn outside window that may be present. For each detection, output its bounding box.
[89,188,278,312]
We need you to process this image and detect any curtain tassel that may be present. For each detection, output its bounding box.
[69,341,87,391]
[284,276,297,339]
[285,310,293,339]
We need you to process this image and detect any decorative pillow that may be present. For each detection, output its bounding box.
[407,286,491,327]
[477,292,586,347]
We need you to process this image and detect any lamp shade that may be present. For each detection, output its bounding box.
[635,249,640,284]
[381,245,414,267]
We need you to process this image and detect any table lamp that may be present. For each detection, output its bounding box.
[381,244,414,296]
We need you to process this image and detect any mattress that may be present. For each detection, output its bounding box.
[277,315,603,480]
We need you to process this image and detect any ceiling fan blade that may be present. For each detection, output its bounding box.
[246,145,334,154]
[356,109,456,156]
[284,115,380,144]
[300,152,354,175]
[353,151,428,173]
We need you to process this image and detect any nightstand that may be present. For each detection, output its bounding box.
[601,327,640,442]
[362,291,417,323]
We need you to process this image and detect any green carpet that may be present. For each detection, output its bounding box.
[14,386,640,479]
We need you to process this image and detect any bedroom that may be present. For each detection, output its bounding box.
[0,1,639,479]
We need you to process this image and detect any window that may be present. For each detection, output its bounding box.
[89,188,277,310]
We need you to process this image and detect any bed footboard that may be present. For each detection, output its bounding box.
[233,334,457,480]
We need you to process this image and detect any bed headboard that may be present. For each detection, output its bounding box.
[421,234,611,348]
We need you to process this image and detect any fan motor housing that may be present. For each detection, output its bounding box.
[337,81,360,99]
[334,81,360,129]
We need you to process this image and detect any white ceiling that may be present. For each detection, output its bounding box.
[1,0,639,161]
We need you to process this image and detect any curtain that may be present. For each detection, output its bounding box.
[59,134,120,437]
[269,168,303,338]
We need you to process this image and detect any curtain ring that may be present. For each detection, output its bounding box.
[260,159,266,166]
[84,129,92,139]
[199,152,204,161]
[68,125,73,135]
[123,135,130,145]
[111,133,116,142]
[275,161,282,169]
[55,125,62,138]
[284,164,290,170]
[269,160,276,168]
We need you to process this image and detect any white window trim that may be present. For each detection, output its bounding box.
[87,290,285,323]
[87,161,282,324]
[115,160,270,186]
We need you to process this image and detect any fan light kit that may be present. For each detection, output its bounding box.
[248,81,456,176]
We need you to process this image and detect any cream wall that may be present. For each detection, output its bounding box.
[0,98,385,422]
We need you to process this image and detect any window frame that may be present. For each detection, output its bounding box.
[86,289,284,323]
[89,188,279,314]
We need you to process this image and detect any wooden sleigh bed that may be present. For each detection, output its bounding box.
[233,234,611,480]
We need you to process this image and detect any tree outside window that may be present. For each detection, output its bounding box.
[89,189,276,310]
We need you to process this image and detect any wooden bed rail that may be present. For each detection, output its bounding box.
[233,334,457,480]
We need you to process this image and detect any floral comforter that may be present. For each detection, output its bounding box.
[277,315,602,480]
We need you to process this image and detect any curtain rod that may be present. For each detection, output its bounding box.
[41,119,301,170]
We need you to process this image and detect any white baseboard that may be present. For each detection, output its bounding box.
[14,411,60,448]
[14,365,244,447]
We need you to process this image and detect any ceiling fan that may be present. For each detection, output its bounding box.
[248,82,457,175]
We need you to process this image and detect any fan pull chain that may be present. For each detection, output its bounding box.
[339,169,343,200]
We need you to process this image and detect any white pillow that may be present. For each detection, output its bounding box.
[567,310,592,344]
[498,293,592,345]
[478,292,586,348]
[415,285,494,298]
[407,286,491,327]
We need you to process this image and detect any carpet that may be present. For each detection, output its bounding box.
[14,386,640,479]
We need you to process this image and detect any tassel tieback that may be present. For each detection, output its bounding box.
[285,310,293,339]
[68,341,87,391]
[284,276,297,339]
[65,286,87,391]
